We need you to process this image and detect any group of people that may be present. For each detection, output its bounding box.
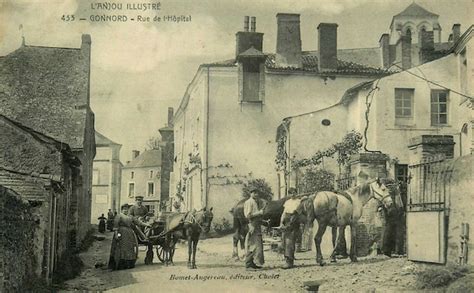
[243,187,305,270]
[97,209,117,233]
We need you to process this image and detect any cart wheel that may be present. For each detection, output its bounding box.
[156,245,166,263]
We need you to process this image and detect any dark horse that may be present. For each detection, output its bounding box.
[230,198,288,259]
[163,207,214,269]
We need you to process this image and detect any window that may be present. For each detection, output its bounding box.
[431,90,449,125]
[239,59,265,103]
[149,170,153,179]
[147,182,155,197]
[395,88,414,118]
[92,169,100,185]
[131,171,134,179]
[128,183,135,198]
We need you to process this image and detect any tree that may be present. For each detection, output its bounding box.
[297,168,335,194]
[242,178,273,201]
[146,136,162,150]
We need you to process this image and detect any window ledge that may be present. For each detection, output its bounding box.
[431,124,451,128]
[240,100,264,104]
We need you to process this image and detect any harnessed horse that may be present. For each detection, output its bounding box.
[304,179,395,265]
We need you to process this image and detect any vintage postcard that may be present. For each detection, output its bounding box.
[0,0,473,292]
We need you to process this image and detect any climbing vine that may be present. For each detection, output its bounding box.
[275,119,291,172]
[290,130,363,169]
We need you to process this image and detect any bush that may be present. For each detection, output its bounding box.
[297,168,335,193]
[242,178,273,200]
[415,264,470,289]
[212,217,233,235]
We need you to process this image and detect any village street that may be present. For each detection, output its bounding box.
[60,230,427,292]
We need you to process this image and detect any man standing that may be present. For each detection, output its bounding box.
[244,188,266,270]
[279,187,302,269]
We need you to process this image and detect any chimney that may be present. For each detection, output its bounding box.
[419,30,435,64]
[275,13,302,68]
[250,16,256,32]
[379,34,390,69]
[132,150,140,159]
[396,35,411,70]
[317,23,338,72]
[235,16,264,58]
[167,107,174,127]
[452,24,461,43]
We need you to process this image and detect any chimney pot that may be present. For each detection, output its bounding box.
[452,24,461,42]
[167,107,174,127]
[251,17,256,32]
[244,16,249,32]
[317,23,338,72]
[276,13,302,68]
[132,150,140,159]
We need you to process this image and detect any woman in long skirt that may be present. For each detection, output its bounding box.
[108,204,140,270]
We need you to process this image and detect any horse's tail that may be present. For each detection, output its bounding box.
[304,194,316,225]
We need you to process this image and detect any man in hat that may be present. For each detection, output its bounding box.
[128,196,149,240]
[243,188,266,269]
[279,187,303,269]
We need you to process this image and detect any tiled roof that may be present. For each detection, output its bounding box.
[206,50,390,75]
[95,131,120,146]
[394,3,438,18]
[124,149,162,168]
[0,44,90,149]
[0,170,50,202]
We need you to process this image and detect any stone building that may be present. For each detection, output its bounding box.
[121,149,162,213]
[0,114,81,287]
[172,14,392,221]
[158,107,174,210]
[0,35,96,246]
[91,131,122,222]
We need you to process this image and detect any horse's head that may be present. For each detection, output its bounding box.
[281,196,311,228]
[369,179,394,210]
[196,207,214,233]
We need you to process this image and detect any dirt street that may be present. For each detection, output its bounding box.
[59,230,429,292]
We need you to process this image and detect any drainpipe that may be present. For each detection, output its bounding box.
[204,67,210,207]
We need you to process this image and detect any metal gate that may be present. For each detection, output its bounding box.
[406,154,453,263]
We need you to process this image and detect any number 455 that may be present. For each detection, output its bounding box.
[62,15,75,21]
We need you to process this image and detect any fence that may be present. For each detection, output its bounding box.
[335,175,355,191]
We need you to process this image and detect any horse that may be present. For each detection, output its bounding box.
[304,179,395,266]
[164,207,214,269]
[230,197,288,259]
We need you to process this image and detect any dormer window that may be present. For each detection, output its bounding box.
[237,48,266,104]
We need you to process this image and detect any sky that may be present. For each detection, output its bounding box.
[0,0,472,162]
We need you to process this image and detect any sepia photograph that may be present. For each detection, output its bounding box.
[0,0,473,292]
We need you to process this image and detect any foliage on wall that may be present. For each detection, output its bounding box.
[291,130,363,169]
[297,168,336,193]
[275,119,290,172]
[241,178,273,200]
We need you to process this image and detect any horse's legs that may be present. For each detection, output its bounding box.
[314,222,328,266]
[232,229,240,259]
[187,233,193,268]
[329,226,339,263]
[191,236,199,269]
[350,224,358,262]
[331,226,337,248]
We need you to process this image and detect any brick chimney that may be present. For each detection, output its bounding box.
[275,13,302,68]
[235,16,263,58]
[167,107,174,127]
[396,35,411,70]
[419,30,435,64]
[379,33,390,68]
[317,23,338,72]
[132,150,140,159]
[452,24,461,43]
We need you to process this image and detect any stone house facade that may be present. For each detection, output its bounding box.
[172,14,392,221]
[91,131,122,221]
[0,114,81,287]
[0,35,96,246]
[121,149,162,213]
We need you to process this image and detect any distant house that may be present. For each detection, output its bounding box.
[0,35,96,246]
[121,149,162,213]
[92,131,122,221]
[0,114,81,286]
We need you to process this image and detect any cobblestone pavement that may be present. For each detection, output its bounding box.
[61,231,424,292]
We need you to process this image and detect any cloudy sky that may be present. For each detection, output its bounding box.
[0,0,472,162]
